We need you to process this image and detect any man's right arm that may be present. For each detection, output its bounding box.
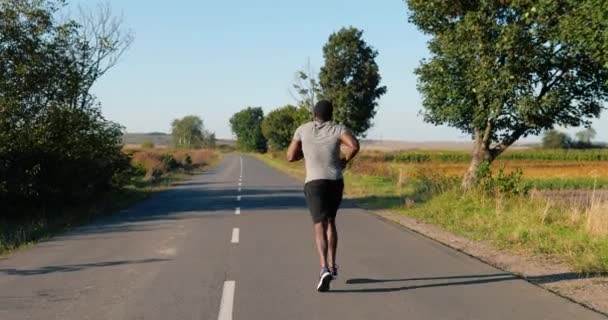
[286,139,304,162]
[339,130,360,167]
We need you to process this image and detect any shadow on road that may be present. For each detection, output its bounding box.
[0,258,171,276]
[335,272,607,293]
[346,273,512,284]
[52,185,325,240]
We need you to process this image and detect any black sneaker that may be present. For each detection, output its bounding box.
[317,267,332,292]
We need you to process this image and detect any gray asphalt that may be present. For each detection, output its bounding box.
[0,154,604,320]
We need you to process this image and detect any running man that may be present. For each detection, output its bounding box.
[286,100,360,292]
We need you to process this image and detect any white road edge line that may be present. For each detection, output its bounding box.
[218,281,236,320]
[235,207,241,215]
[231,228,240,243]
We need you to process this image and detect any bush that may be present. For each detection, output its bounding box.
[409,166,458,200]
[141,140,155,148]
[477,163,530,197]
[129,148,215,180]
[1,106,130,215]
[262,105,309,150]
[184,154,193,168]
[161,154,180,171]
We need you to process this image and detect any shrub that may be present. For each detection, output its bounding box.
[477,163,530,197]
[409,166,458,200]
[262,105,309,150]
[184,154,193,168]
[161,154,180,171]
[141,140,155,148]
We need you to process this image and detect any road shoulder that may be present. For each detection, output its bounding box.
[370,209,608,316]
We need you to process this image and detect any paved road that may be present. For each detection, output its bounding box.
[0,155,605,320]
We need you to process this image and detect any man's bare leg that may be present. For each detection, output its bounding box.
[314,221,329,268]
[326,219,338,268]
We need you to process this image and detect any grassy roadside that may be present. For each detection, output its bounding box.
[0,151,221,256]
[254,152,608,273]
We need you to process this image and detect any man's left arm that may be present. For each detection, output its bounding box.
[339,130,360,168]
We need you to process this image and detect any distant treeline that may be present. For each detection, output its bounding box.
[123,132,234,147]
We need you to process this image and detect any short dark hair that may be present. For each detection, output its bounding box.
[313,100,333,122]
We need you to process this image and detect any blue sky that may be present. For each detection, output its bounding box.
[84,0,606,141]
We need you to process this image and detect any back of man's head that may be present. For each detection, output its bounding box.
[313,100,333,122]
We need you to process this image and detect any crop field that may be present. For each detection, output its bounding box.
[356,149,608,190]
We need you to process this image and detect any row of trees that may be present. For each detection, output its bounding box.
[542,127,602,149]
[406,0,608,188]
[230,27,387,152]
[232,2,606,191]
[171,116,216,149]
[1,0,133,212]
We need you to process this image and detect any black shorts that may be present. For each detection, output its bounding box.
[304,179,344,223]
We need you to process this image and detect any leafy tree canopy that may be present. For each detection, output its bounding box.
[171,115,215,149]
[229,107,267,153]
[319,27,387,137]
[262,105,310,150]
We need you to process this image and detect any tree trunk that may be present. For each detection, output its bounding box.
[462,131,493,190]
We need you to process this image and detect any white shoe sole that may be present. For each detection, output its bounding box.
[317,272,332,292]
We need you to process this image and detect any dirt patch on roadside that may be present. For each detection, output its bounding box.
[375,210,608,316]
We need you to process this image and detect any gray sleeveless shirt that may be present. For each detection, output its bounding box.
[293,121,347,183]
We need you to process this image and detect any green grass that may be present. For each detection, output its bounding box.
[526,177,608,190]
[400,191,608,273]
[252,152,306,179]
[255,152,608,273]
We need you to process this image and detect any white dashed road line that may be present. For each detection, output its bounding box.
[237,196,241,201]
[235,207,241,215]
[231,228,240,244]
[218,281,236,320]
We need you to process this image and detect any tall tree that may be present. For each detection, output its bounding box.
[319,27,387,137]
[229,107,267,153]
[262,105,310,150]
[171,115,214,149]
[407,0,608,189]
[0,0,132,206]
